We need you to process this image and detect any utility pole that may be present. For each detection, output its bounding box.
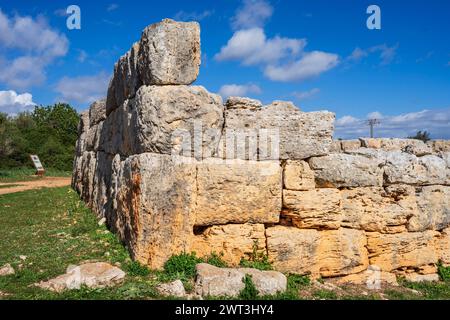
[367,119,380,138]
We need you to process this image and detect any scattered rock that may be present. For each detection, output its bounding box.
[194,263,287,298]
[35,262,125,292]
[156,280,186,298]
[19,255,27,261]
[0,264,15,276]
[98,217,106,226]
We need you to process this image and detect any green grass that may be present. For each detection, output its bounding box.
[0,184,19,189]
[0,168,71,183]
[0,187,161,300]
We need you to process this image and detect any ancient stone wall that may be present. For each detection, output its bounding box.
[72,19,450,283]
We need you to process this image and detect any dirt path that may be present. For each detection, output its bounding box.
[0,177,72,195]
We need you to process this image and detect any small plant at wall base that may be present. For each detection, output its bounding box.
[239,240,273,271]
[239,275,259,300]
[438,262,450,281]
[163,252,203,280]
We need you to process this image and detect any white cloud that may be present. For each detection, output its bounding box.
[335,108,450,139]
[367,111,384,119]
[292,88,320,101]
[215,28,305,66]
[107,4,119,12]
[0,90,36,115]
[218,84,262,98]
[55,72,110,105]
[347,44,398,65]
[77,50,88,63]
[173,10,214,21]
[0,9,68,89]
[231,0,273,30]
[264,51,339,82]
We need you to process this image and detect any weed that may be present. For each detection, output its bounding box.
[239,275,259,300]
[239,240,272,271]
[125,261,151,277]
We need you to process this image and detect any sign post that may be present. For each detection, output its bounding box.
[30,155,45,176]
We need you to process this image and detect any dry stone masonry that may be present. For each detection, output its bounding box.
[73,19,450,283]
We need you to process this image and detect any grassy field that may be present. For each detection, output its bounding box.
[1,184,450,300]
[0,168,71,183]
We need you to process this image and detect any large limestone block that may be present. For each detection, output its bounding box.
[133,85,224,158]
[195,159,281,226]
[101,99,138,156]
[282,189,342,230]
[89,99,106,127]
[191,224,266,266]
[225,96,262,110]
[266,226,369,277]
[408,185,450,232]
[194,263,287,297]
[309,153,384,188]
[79,151,97,206]
[283,160,315,191]
[384,152,447,185]
[85,122,104,152]
[106,19,201,113]
[91,152,115,218]
[366,231,440,272]
[220,102,335,160]
[107,42,141,115]
[75,111,90,156]
[341,185,416,233]
[360,138,432,156]
[114,153,197,269]
[437,228,450,265]
[138,19,200,86]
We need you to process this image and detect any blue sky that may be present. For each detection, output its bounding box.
[0,0,449,138]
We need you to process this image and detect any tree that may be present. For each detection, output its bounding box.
[408,130,431,143]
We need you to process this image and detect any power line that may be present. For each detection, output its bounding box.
[366,119,381,138]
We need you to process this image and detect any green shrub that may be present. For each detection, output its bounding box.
[239,240,272,271]
[239,275,259,300]
[438,262,450,281]
[125,261,151,277]
[206,252,227,268]
[164,252,203,280]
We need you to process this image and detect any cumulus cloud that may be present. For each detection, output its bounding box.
[292,88,320,101]
[231,0,273,30]
[347,44,398,65]
[55,72,110,105]
[0,9,68,89]
[216,2,339,83]
[218,84,262,98]
[215,28,305,66]
[335,108,450,140]
[107,4,119,12]
[173,10,214,21]
[264,51,339,82]
[0,90,36,115]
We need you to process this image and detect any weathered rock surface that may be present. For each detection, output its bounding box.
[36,262,125,292]
[0,264,15,276]
[384,152,447,185]
[341,140,361,152]
[220,104,334,160]
[331,265,398,287]
[133,85,223,158]
[403,273,440,283]
[360,138,432,156]
[191,224,266,266]
[408,185,450,232]
[366,231,439,272]
[341,185,416,233]
[106,19,201,113]
[282,189,342,230]
[194,263,287,297]
[194,159,281,226]
[89,99,106,127]
[283,160,315,191]
[266,227,368,277]
[428,140,450,153]
[225,97,262,110]
[138,19,200,86]
[437,228,450,265]
[156,280,186,298]
[309,153,384,188]
[113,153,197,269]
